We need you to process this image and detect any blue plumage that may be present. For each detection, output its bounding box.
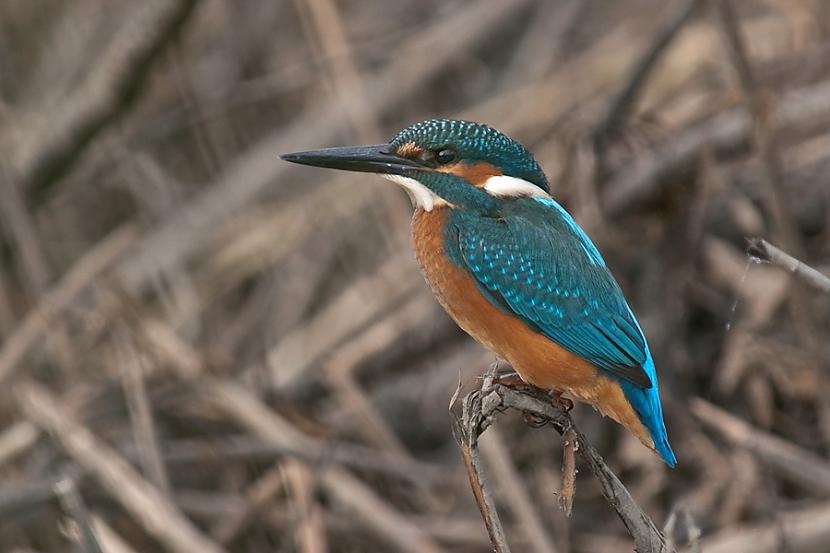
[445,196,676,466]
[281,117,676,466]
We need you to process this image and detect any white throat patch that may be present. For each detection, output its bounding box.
[483,175,549,198]
[381,174,444,212]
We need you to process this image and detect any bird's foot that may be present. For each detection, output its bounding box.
[522,411,548,428]
[491,370,526,389]
[549,389,574,411]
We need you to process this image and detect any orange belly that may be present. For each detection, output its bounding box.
[411,207,653,450]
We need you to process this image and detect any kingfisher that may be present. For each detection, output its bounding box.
[281,119,676,466]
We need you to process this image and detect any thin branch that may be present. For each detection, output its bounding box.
[604,78,830,218]
[691,398,830,495]
[202,378,448,553]
[747,238,830,295]
[713,0,818,348]
[559,428,577,518]
[11,0,201,197]
[478,427,559,553]
[115,0,531,293]
[456,375,674,553]
[54,476,104,553]
[453,369,512,553]
[0,225,137,385]
[17,380,227,553]
[594,0,703,148]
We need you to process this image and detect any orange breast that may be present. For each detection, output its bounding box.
[411,207,654,451]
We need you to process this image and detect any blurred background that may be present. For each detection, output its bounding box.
[1,0,829,551]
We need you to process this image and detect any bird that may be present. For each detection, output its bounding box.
[281,119,676,467]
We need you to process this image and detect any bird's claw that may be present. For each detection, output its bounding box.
[549,390,574,411]
[522,411,548,428]
[492,370,526,388]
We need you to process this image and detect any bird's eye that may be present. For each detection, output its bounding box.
[435,148,456,164]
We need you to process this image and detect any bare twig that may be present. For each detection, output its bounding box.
[691,398,830,495]
[17,380,227,553]
[747,238,830,294]
[458,377,673,553]
[594,0,703,155]
[115,0,531,293]
[559,428,577,518]
[322,466,447,553]
[0,225,136,384]
[604,79,830,217]
[0,421,39,467]
[454,373,512,553]
[90,515,141,553]
[11,0,201,195]
[0,165,74,370]
[479,427,559,553]
[54,476,104,553]
[209,463,286,545]
[713,0,818,348]
[700,501,830,553]
[202,378,448,553]
[284,460,328,553]
[114,324,171,493]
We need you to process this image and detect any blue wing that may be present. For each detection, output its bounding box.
[446,197,676,466]
[447,197,652,389]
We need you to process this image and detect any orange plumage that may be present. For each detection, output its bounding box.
[412,206,654,451]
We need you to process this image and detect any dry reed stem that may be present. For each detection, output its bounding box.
[691,398,830,495]
[747,238,830,294]
[0,225,136,384]
[17,380,227,553]
[201,378,447,553]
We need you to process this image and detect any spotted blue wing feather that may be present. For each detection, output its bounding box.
[447,199,650,387]
[445,197,676,466]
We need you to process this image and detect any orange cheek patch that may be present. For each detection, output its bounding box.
[437,161,502,186]
[396,141,423,158]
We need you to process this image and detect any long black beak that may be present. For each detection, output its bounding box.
[280,144,421,176]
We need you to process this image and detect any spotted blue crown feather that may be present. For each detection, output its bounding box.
[444,196,676,466]
[391,119,549,193]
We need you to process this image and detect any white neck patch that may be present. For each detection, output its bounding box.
[381,174,446,212]
[483,175,549,198]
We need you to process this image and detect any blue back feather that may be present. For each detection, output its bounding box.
[445,197,676,466]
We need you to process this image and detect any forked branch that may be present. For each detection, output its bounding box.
[452,371,674,553]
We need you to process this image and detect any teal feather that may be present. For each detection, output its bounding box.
[444,196,676,466]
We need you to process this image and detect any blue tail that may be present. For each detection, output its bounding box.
[618,351,676,467]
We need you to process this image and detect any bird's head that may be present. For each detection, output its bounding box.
[281,119,549,213]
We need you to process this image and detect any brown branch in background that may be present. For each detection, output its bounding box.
[54,475,104,553]
[16,380,227,553]
[593,0,703,161]
[283,460,328,553]
[604,78,830,217]
[0,225,136,385]
[700,501,830,553]
[0,166,73,365]
[114,324,171,493]
[478,427,559,553]
[747,238,830,295]
[115,0,531,293]
[209,463,286,545]
[455,372,674,553]
[90,515,142,553]
[691,398,830,495]
[10,0,201,197]
[712,0,818,348]
[201,378,448,553]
